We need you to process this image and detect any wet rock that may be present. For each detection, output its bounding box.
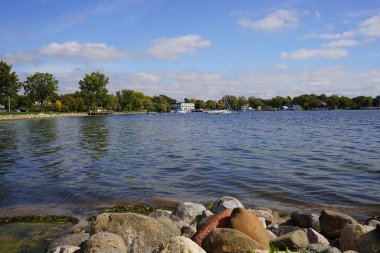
[230,208,269,249]
[248,209,274,225]
[83,232,126,253]
[210,196,244,214]
[270,230,309,251]
[192,208,232,246]
[271,225,301,236]
[160,236,206,253]
[322,247,342,253]
[49,233,89,250]
[303,228,329,250]
[93,212,180,253]
[181,224,197,238]
[202,228,266,253]
[291,212,321,232]
[172,202,206,224]
[48,245,80,253]
[340,224,380,253]
[319,210,357,239]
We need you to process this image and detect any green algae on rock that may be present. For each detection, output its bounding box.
[0,215,79,225]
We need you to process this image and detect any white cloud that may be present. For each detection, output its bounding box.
[299,30,355,40]
[2,51,40,65]
[239,10,298,31]
[40,41,129,61]
[274,64,289,70]
[281,48,348,60]
[359,13,380,37]
[148,34,211,60]
[322,39,359,48]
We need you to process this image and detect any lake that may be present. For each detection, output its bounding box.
[0,111,379,217]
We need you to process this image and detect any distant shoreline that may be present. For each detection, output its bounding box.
[0,112,88,121]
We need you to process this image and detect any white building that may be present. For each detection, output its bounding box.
[241,104,252,111]
[172,102,195,112]
[0,104,5,111]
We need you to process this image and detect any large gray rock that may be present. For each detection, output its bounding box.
[270,230,309,251]
[202,228,267,252]
[210,196,244,214]
[291,212,321,232]
[160,236,206,253]
[271,225,301,236]
[84,232,126,253]
[48,233,89,250]
[172,202,206,224]
[303,228,329,250]
[340,224,380,253]
[149,209,188,230]
[47,245,80,253]
[322,247,342,253]
[92,212,180,253]
[181,224,197,238]
[319,210,357,239]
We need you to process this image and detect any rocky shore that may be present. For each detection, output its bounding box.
[0,112,88,121]
[46,196,380,253]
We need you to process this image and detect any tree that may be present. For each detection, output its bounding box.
[79,71,109,109]
[0,60,21,112]
[23,72,59,112]
[55,100,62,111]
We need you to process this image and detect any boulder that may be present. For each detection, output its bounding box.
[271,226,301,236]
[342,251,359,253]
[270,230,309,251]
[340,224,380,253]
[47,245,81,253]
[192,208,232,246]
[303,228,329,250]
[319,210,357,239]
[181,224,197,238]
[92,212,180,253]
[202,228,266,253]
[83,232,126,253]
[258,217,267,228]
[367,220,380,228]
[210,196,244,214]
[196,211,214,230]
[48,233,89,250]
[230,208,269,249]
[266,229,277,239]
[248,209,274,225]
[160,236,206,253]
[149,209,172,219]
[291,212,321,232]
[149,209,188,230]
[322,247,342,253]
[172,202,206,224]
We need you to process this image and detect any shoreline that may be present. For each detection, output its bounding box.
[0,112,88,121]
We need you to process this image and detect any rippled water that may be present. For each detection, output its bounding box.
[0,111,379,216]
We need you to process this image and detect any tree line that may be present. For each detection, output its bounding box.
[1,60,380,113]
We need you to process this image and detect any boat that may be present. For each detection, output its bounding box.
[204,97,232,114]
[173,108,187,113]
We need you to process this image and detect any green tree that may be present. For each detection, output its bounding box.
[23,72,59,112]
[0,60,21,112]
[374,96,380,107]
[79,71,109,110]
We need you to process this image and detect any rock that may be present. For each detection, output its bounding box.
[271,226,301,236]
[93,212,180,253]
[160,236,206,253]
[172,202,206,224]
[149,209,173,219]
[210,196,244,214]
[196,211,214,230]
[279,219,295,226]
[367,219,380,228]
[322,247,342,253]
[83,232,126,253]
[266,229,277,239]
[270,230,309,251]
[149,209,189,230]
[258,217,267,228]
[181,224,197,238]
[192,208,232,246]
[342,251,359,253]
[291,212,321,232]
[303,228,329,249]
[340,224,380,253]
[319,210,357,239]
[47,245,81,253]
[248,209,274,225]
[49,233,89,250]
[230,208,269,249]
[202,228,266,253]
[377,223,380,231]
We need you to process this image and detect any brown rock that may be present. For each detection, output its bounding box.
[192,208,233,246]
[230,207,269,249]
[202,228,265,253]
[340,224,380,253]
[248,209,274,225]
[84,232,126,253]
[270,230,309,250]
[319,210,357,239]
[291,212,321,232]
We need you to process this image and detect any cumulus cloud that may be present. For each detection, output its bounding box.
[322,39,359,48]
[281,48,348,60]
[239,10,298,31]
[299,30,355,40]
[2,51,40,65]
[148,34,211,60]
[359,13,380,37]
[40,41,129,61]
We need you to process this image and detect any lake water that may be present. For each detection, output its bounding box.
[0,111,379,217]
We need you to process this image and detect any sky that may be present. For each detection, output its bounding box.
[1,0,380,100]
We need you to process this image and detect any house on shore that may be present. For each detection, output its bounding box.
[172,102,195,112]
[0,104,5,112]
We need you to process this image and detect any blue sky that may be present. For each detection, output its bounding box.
[1,0,380,100]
